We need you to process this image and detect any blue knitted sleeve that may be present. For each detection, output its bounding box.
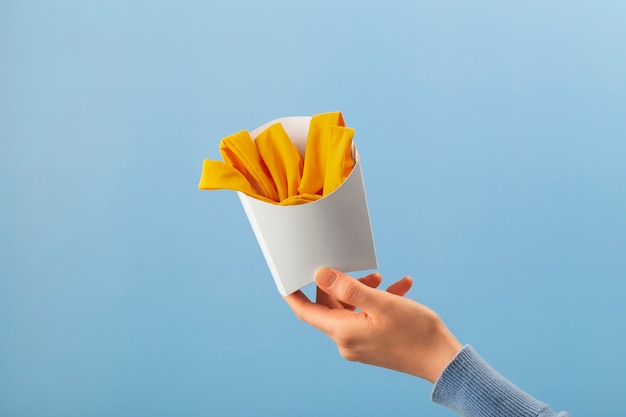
[431,345,569,417]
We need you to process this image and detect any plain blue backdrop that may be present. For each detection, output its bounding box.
[2,1,625,416]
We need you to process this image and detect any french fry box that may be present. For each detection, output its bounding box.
[239,116,378,296]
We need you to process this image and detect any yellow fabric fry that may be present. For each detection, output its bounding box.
[197,159,274,203]
[323,126,355,196]
[255,123,304,202]
[298,112,346,196]
[198,111,355,205]
[279,193,322,206]
[220,130,279,202]
[342,137,355,178]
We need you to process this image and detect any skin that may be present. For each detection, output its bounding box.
[284,268,463,383]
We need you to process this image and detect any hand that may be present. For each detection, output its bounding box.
[284,269,463,383]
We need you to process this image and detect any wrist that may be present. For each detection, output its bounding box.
[422,324,463,383]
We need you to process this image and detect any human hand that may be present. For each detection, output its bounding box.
[284,269,462,383]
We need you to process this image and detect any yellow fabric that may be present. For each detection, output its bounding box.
[323,125,355,196]
[197,159,275,203]
[279,193,321,206]
[198,111,355,205]
[298,112,346,196]
[255,123,304,202]
[219,130,279,202]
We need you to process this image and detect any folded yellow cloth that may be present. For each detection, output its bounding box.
[198,112,355,205]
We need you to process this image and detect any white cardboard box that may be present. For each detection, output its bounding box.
[238,116,378,296]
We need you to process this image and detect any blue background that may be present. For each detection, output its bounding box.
[2,1,625,416]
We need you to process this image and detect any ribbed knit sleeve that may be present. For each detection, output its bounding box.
[431,345,569,417]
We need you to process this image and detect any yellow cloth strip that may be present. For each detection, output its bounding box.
[198,112,354,205]
[279,193,322,206]
[323,125,355,196]
[220,130,279,202]
[255,123,304,202]
[197,159,274,203]
[298,112,346,196]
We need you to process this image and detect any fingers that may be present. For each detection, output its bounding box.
[286,271,411,345]
[358,272,383,289]
[316,285,344,309]
[285,289,364,338]
[284,290,334,333]
[386,276,413,297]
[338,272,383,309]
[316,268,382,311]
[317,272,381,310]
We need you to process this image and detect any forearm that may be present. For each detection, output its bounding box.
[432,346,569,417]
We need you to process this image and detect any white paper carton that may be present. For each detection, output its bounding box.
[238,116,378,296]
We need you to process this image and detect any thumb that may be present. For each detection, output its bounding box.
[316,268,380,311]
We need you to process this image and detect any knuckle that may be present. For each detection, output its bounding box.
[340,281,361,303]
[334,331,360,351]
[334,333,353,347]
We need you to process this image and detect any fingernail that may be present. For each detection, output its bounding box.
[316,269,337,287]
